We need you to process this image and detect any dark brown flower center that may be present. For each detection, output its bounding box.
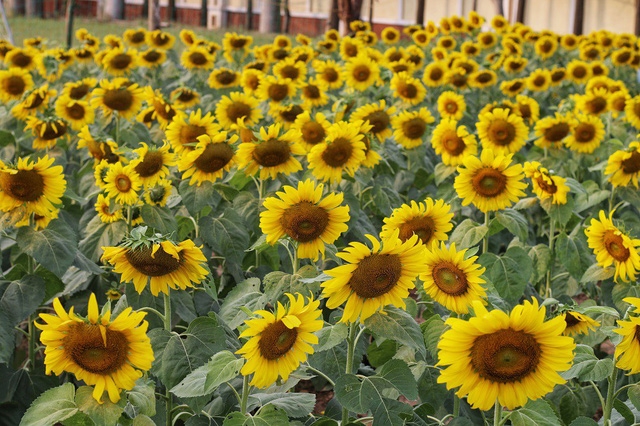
[472,168,507,197]
[151,33,171,47]
[258,320,298,360]
[441,130,466,155]
[110,53,133,70]
[65,323,128,374]
[551,70,565,82]
[153,100,176,121]
[621,151,640,174]
[612,96,626,112]
[103,88,134,111]
[125,244,183,276]
[281,201,329,243]
[397,81,418,99]
[129,31,146,44]
[230,37,249,49]
[179,125,207,147]
[470,328,541,383]
[586,97,607,115]
[25,92,45,109]
[348,253,402,298]
[303,84,320,99]
[572,66,587,79]
[322,68,339,83]
[544,122,570,142]
[352,65,371,82]
[402,118,427,140]
[38,121,67,140]
[475,72,494,84]
[616,51,631,63]
[66,103,86,120]
[134,151,164,177]
[574,123,596,143]
[398,215,435,244]
[344,43,358,57]
[69,84,90,100]
[432,261,468,295]
[0,169,45,202]
[564,312,581,328]
[536,174,558,194]
[268,83,289,102]
[603,230,631,262]
[215,70,237,85]
[280,105,303,123]
[322,137,353,167]
[279,65,299,80]
[301,122,326,145]
[4,76,26,95]
[488,120,516,146]
[10,52,32,68]
[115,174,132,192]
[176,90,196,103]
[143,50,162,63]
[365,110,390,134]
[444,100,458,114]
[533,76,546,87]
[429,67,444,82]
[225,101,252,123]
[253,138,291,167]
[194,142,234,173]
[189,52,208,66]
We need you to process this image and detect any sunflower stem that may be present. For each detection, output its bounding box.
[608,187,616,213]
[115,114,120,144]
[493,401,502,426]
[342,322,358,425]
[452,392,460,417]
[545,219,556,298]
[28,313,36,371]
[603,366,618,426]
[483,212,491,254]
[240,374,250,414]
[163,290,173,426]
[127,206,133,233]
[305,364,335,387]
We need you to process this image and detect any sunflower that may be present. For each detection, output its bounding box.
[391,72,426,105]
[577,87,609,116]
[255,75,296,107]
[549,67,566,86]
[437,299,575,411]
[91,78,144,121]
[454,150,527,213]
[526,68,551,92]
[534,113,576,149]
[468,70,498,89]
[523,161,570,205]
[54,95,95,131]
[0,67,34,102]
[608,90,628,117]
[605,142,640,188]
[534,35,558,59]
[208,67,241,89]
[165,109,220,154]
[564,114,605,154]
[36,293,153,403]
[236,293,322,388]
[291,111,330,152]
[437,91,466,121]
[431,119,478,166]
[420,242,486,314]
[123,28,147,47]
[350,100,396,143]
[4,47,39,71]
[129,142,176,188]
[612,48,634,67]
[562,311,600,337]
[78,127,120,164]
[312,59,344,90]
[322,233,425,323]
[24,116,68,150]
[170,87,200,109]
[179,133,237,186]
[222,32,252,62]
[95,193,124,223]
[103,162,142,206]
[476,108,529,155]
[614,298,640,374]
[411,29,430,47]
[585,210,640,283]
[146,30,175,50]
[560,34,580,50]
[62,77,97,100]
[355,122,381,169]
[215,91,262,130]
[391,108,435,150]
[499,79,525,97]
[236,123,304,180]
[102,237,208,296]
[179,29,199,47]
[143,179,173,207]
[11,85,56,120]
[101,47,138,76]
[308,121,366,184]
[381,27,401,44]
[567,60,592,84]
[139,48,166,68]
[260,179,349,261]
[380,198,453,247]
[240,68,263,96]
[272,57,306,85]
[625,95,640,129]
[0,155,66,218]
[180,45,215,70]
[271,104,304,129]
[343,55,380,92]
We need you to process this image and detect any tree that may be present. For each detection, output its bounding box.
[416,0,425,26]
[327,0,339,31]
[338,0,363,34]
[259,0,281,33]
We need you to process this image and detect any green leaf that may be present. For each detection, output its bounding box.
[377,359,418,400]
[510,399,562,426]
[200,208,250,264]
[581,264,614,283]
[495,209,528,242]
[132,415,156,426]
[20,383,78,426]
[561,344,614,381]
[171,351,243,398]
[179,180,221,216]
[0,130,16,147]
[434,163,456,185]
[449,219,488,249]
[528,244,551,284]
[367,339,396,368]
[247,392,316,418]
[613,399,635,425]
[568,417,598,426]
[140,205,178,235]
[545,197,575,228]
[223,404,289,426]
[127,379,156,417]
[315,323,348,352]
[17,219,78,278]
[364,307,426,358]
[78,216,127,262]
[0,274,45,326]
[556,233,588,280]
[421,315,446,358]
[171,290,197,323]
[479,247,532,303]
[629,384,640,411]
[75,386,126,426]
[218,278,265,330]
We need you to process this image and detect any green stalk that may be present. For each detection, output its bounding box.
[545,218,556,298]
[341,322,358,425]
[602,367,618,426]
[493,401,502,426]
[164,290,172,426]
[28,314,36,370]
[483,211,491,254]
[453,393,460,418]
[240,374,250,414]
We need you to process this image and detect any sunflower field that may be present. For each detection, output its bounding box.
[4,10,640,426]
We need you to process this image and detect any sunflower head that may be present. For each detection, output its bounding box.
[562,310,600,336]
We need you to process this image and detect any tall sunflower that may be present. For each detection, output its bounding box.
[321,233,425,323]
[179,133,237,186]
[437,299,575,411]
[523,161,570,205]
[585,210,640,283]
[0,67,34,102]
[614,297,640,374]
[103,162,142,206]
[308,121,366,184]
[36,294,154,403]
[391,108,435,149]
[421,242,487,314]
[477,108,529,155]
[260,179,350,261]
[380,198,453,247]
[129,142,176,188]
[101,47,139,76]
[431,119,478,166]
[102,237,208,296]
[256,75,296,107]
[0,155,66,218]
[564,114,605,154]
[350,100,396,142]
[454,150,527,213]
[605,142,640,188]
[300,78,329,110]
[165,109,220,154]
[91,78,145,121]
[236,293,323,388]
[312,59,344,90]
[236,123,304,180]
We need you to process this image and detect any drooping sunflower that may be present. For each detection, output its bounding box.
[605,142,640,188]
[91,78,145,121]
[350,100,396,142]
[421,242,487,314]
[143,88,180,130]
[101,47,139,76]
[292,111,331,152]
[380,198,453,247]
[322,233,425,323]
[308,121,366,184]
[165,109,220,154]
[0,155,66,218]
[391,107,435,150]
[78,127,120,164]
[523,161,570,205]
[129,142,176,188]
[102,237,208,296]
[236,293,323,389]
[143,179,173,207]
[95,193,124,223]
[103,162,142,206]
[236,123,304,180]
[24,116,68,150]
[36,294,154,403]
[562,311,600,337]
[477,108,529,155]
[62,77,97,100]
[179,133,237,186]
[564,114,605,154]
[0,67,34,102]
[54,95,95,131]
[585,210,640,283]
[437,91,466,121]
[614,297,640,374]
[343,54,380,92]
[431,118,478,166]
[260,179,350,261]
[11,85,56,120]
[534,113,576,149]
[454,150,527,213]
[437,299,575,411]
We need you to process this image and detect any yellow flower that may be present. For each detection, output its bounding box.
[381,27,400,44]
[500,79,526,97]
[103,162,142,206]
[24,117,68,150]
[237,293,323,388]
[255,75,296,106]
[422,61,448,87]
[146,30,175,49]
[123,28,147,47]
[11,85,56,120]
[564,114,605,154]
[4,47,39,71]
[0,67,34,102]
[170,87,200,109]
[208,67,241,89]
[431,118,478,166]
[437,299,575,411]
[534,113,576,149]
[380,198,453,247]
[165,109,220,154]
[300,77,328,109]
[535,35,558,59]
[54,95,95,131]
[101,47,139,76]
[308,121,366,184]
[313,59,344,90]
[129,142,176,188]
[179,133,237,186]
[181,45,215,70]
[391,108,435,150]
[36,294,154,403]
[585,210,640,283]
[62,77,97,100]
[614,298,640,374]
[625,95,640,129]
[260,179,350,261]
[79,127,120,164]
[526,68,551,92]
[605,142,640,188]
[562,311,600,336]
[523,161,570,205]
[344,54,380,92]
[143,179,173,207]
[391,72,426,105]
[272,57,306,85]
[437,91,466,121]
[95,193,124,223]
[350,100,397,142]
[513,95,540,126]
[477,108,529,155]
[577,87,609,116]
[322,233,426,323]
[91,78,145,121]
[567,60,592,84]
[139,48,166,68]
